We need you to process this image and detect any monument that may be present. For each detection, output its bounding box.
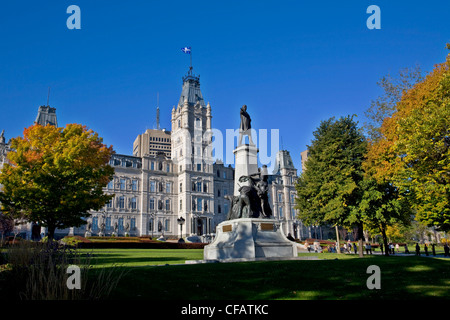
[203,105,298,261]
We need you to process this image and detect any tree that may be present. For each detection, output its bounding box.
[0,124,114,240]
[357,177,412,256]
[295,115,367,256]
[367,50,450,232]
[363,65,424,142]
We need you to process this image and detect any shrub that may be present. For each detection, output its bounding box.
[3,240,127,300]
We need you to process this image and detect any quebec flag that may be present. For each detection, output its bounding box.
[181,46,191,54]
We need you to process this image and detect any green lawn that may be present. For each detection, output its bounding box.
[82,249,450,300]
[83,248,204,267]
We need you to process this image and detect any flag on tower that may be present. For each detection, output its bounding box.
[181,46,191,54]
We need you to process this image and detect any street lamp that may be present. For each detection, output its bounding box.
[177,216,185,243]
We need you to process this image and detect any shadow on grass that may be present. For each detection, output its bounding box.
[107,255,450,300]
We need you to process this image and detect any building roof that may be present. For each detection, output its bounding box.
[178,68,206,108]
[272,150,296,174]
[35,105,58,127]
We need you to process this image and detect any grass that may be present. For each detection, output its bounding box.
[2,247,449,300]
[83,248,204,267]
[78,249,450,300]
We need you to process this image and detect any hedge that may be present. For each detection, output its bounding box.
[77,241,206,249]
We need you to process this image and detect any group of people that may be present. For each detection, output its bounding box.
[315,240,450,256]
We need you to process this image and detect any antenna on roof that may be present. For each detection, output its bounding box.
[46,87,51,106]
[156,92,160,130]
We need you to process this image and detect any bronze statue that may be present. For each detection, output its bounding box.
[225,168,273,220]
[238,105,254,145]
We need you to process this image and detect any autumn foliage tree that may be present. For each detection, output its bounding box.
[0,124,114,240]
[366,51,450,232]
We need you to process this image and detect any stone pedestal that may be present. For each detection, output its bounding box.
[233,144,259,196]
[203,218,298,261]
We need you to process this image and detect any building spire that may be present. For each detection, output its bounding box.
[156,92,160,130]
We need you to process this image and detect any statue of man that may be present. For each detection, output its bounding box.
[0,130,5,144]
[239,105,254,145]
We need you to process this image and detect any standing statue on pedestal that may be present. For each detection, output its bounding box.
[238,105,254,146]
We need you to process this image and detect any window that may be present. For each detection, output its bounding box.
[150,181,156,192]
[290,194,295,204]
[197,198,202,212]
[223,171,227,179]
[197,163,201,171]
[180,182,183,192]
[218,189,221,197]
[204,200,208,212]
[180,199,182,211]
[149,198,155,210]
[130,197,137,210]
[166,164,170,173]
[92,217,98,231]
[291,207,296,219]
[132,180,138,191]
[203,183,208,193]
[149,218,154,232]
[118,218,124,232]
[118,196,125,209]
[166,182,171,193]
[131,218,136,231]
[165,219,170,232]
[151,162,155,170]
[278,206,283,218]
[159,182,164,192]
[165,199,171,211]
[107,180,114,189]
[196,182,202,192]
[120,179,126,190]
[218,205,221,213]
[224,189,228,196]
[217,170,220,177]
[278,193,283,203]
[106,199,112,208]
[224,203,229,215]
[192,198,196,211]
[106,217,111,231]
[192,182,196,191]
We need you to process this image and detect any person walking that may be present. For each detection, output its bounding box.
[353,242,357,254]
[380,243,384,255]
[444,242,449,257]
[431,243,436,256]
[424,243,429,256]
[395,243,399,253]
[405,244,410,254]
[415,243,421,256]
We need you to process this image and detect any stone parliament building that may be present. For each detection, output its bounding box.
[1,68,317,242]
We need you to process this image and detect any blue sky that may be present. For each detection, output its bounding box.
[0,0,449,171]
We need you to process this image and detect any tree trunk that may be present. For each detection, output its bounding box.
[47,225,56,241]
[380,222,390,257]
[357,223,364,258]
[335,225,340,254]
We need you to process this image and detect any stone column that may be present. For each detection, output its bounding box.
[233,144,259,196]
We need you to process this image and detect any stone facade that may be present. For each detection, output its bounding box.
[1,68,308,242]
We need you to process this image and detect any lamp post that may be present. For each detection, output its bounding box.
[177,216,185,243]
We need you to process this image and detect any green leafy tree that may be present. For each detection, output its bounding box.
[0,124,115,240]
[295,115,367,256]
